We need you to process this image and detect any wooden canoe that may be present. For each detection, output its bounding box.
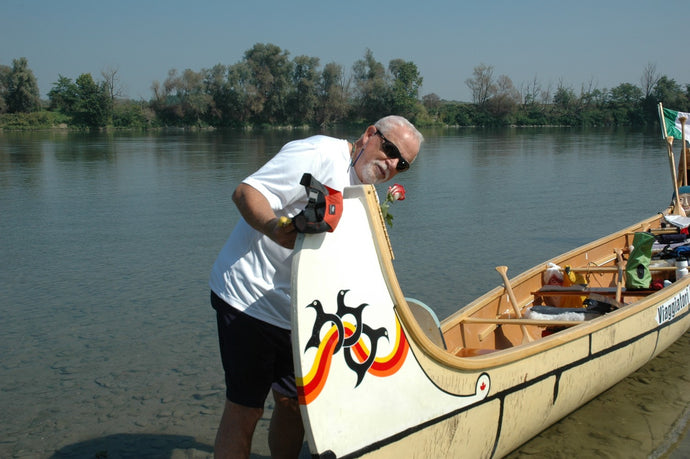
[290,185,690,458]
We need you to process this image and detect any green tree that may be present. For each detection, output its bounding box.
[6,57,41,113]
[225,62,252,125]
[112,99,152,128]
[352,49,389,121]
[578,82,610,126]
[47,75,79,113]
[438,101,473,126]
[243,43,293,124]
[179,68,211,125]
[203,63,231,125]
[74,73,112,127]
[551,81,578,125]
[654,76,687,109]
[0,63,10,113]
[316,62,349,127]
[287,55,320,125]
[608,82,643,125]
[151,69,182,125]
[151,68,211,126]
[609,82,643,106]
[422,93,442,122]
[486,75,520,121]
[552,83,576,109]
[388,59,423,120]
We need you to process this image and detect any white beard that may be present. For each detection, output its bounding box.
[358,160,390,184]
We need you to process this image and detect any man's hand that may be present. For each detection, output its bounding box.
[267,216,297,249]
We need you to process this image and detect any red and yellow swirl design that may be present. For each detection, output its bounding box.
[297,318,409,405]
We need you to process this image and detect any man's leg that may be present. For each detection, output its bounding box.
[268,389,305,459]
[211,292,269,458]
[214,399,264,459]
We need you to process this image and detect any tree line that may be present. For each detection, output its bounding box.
[1,44,689,130]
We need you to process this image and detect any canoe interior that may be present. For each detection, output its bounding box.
[402,211,683,363]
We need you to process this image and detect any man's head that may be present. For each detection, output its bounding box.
[353,115,423,184]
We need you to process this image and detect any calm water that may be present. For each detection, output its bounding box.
[1,127,689,458]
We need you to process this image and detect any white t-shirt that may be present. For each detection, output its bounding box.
[209,135,362,329]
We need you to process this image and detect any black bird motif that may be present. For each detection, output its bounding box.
[343,324,389,387]
[304,299,344,354]
[336,289,369,347]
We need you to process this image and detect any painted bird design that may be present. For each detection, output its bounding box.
[336,289,369,347]
[344,324,389,387]
[304,299,345,354]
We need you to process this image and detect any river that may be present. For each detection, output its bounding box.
[1,127,689,458]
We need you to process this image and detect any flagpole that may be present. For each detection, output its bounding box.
[681,115,688,187]
[659,102,668,138]
[667,136,686,216]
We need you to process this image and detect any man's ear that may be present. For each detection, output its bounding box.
[364,125,377,140]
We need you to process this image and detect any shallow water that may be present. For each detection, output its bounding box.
[1,127,688,458]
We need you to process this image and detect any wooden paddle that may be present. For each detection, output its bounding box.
[667,136,687,216]
[495,266,533,343]
[614,248,624,303]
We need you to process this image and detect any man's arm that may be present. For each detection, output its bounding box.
[232,182,297,249]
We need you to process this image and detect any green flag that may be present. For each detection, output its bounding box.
[659,105,690,140]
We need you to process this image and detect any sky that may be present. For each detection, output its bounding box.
[2,0,688,103]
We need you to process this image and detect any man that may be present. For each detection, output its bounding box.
[209,115,423,458]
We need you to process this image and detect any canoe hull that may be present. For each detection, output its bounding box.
[291,185,690,458]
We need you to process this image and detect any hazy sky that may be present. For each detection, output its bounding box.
[3,0,687,102]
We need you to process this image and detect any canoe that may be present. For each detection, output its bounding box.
[290,185,690,458]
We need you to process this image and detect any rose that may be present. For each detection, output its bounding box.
[388,183,406,202]
[380,183,406,227]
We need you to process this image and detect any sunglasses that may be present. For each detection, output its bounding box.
[375,130,410,171]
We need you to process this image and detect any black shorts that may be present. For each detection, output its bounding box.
[210,291,297,408]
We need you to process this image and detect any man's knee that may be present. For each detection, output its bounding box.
[221,399,264,431]
[215,400,264,458]
[272,390,301,415]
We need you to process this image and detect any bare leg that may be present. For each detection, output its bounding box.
[214,399,263,459]
[268,389,305,459]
